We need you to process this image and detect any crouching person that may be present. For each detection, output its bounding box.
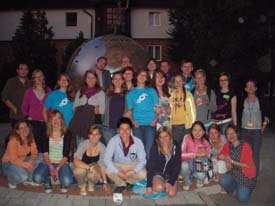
[33,110,73,193]
[73,125,110,195]
[2,120,38,189]
[145,126,181,197]
[104,117,147,191]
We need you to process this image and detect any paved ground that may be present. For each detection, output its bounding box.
[0,122,274,206]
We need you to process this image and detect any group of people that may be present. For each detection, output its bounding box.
[1,57,269,202]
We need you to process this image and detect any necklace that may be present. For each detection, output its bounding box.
[247,99,256,127]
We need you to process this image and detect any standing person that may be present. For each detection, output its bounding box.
[218,125,256,202]
[33,110,74,193]
[125,69,159,157]
[73,125,110,196]
[181,59,194,92]
[2,120,38,189]
[170,74,196,144]
[1,63,30,128]
[102,72,127,144]
[181,121,211,191]
[121,56,132,68]
[146,58,157,84]
[145,126,181,197]
[22,69,51,153]
[94,56,111,91]
[212,72,237,134]
[71,70,105,145]
[160,60,173,82]
[152,69,171,129]
[193,69,216,130]
[104,117,147,191]
[208,123,227,181]
[122,66,135,91]
[241,80,269,176]
[42,73,74,127]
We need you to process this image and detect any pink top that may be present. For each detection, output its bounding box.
[21,87,51,121]
[181,134,211,161]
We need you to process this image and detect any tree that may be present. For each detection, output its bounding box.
[12,10,57,87]
[168,1,273,94]
[62,31,86,72]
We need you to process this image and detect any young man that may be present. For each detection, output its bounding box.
[95,56,112,90]
[160,60,173,82]
[104,117,146,191]
[181,59,194,92]
[1,63,30,128]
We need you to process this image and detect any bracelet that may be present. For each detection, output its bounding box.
[103,180,108,184]
[231,160,234,164]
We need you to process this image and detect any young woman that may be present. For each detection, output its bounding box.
[193,69,216,130]
[146,126,181,197]
[218,125,256,202]
[2,120,38,189]
[22,69,51,153]
[125,69,159,158]
[73,125,110,196]
[170,74,196,144]
[43,73,74,127]
[71,69,105,145]
[208,123,227,181]
[146,58,157,84]
[212,72,237,134]
[33,110,73,193]
[152,69,171,129]
[102,72,127,144]
[181,121,211,190]
[241,80,269,176]
[122,66,135,91]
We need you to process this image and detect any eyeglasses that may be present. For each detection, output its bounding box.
[219,79,228,82]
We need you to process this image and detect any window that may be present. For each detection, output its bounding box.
[149,12,160,26]
[66,12,77,26]
[147,45,162,61]
[106,7,120,33]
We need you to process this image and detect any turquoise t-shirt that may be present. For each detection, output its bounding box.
[126,87,159,125]
[44,90,74,127]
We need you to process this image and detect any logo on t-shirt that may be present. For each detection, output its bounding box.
[59,98,69,107]
[136,93,148,103]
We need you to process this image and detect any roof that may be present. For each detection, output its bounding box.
[0,0,185,11]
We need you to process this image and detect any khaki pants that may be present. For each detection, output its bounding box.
[73,163,101,187]
[106,162,146,187]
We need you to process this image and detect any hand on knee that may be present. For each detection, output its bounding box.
[153,184,164,193]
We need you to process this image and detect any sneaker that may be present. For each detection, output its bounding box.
[204,178,209,185]
[60,185,68,193]
[183,185,190,191]
[44,182,52,193]
[196,183,204,188]
[8,183,16,189]
[87,182,95,192]
[177,175,184,183]
[23,181,41,186]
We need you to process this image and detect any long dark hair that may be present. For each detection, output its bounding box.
[173,73,187,110]
[152,69,170,98]
[190,121,209,143]
[80,69,102,97]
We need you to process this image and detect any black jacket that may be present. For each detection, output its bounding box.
[146,140,181,187]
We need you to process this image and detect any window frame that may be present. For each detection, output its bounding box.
[66,12,78,27]
[147,45,162,61]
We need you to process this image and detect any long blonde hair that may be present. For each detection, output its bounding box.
[156,126,173,155]
[46,110,66,137]
[31,69,47,93]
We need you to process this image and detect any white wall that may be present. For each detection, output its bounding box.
[0,9,95,41]
[130,8,172,39]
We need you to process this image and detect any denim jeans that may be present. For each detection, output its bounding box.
[172,124,186,144]
[2,162,30,185]
[219,173,252,202]
[33,162,73,187]
[181,160,207,186]
[99,125,117,145]
[241,129,262,176]
[132,125,156,158]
